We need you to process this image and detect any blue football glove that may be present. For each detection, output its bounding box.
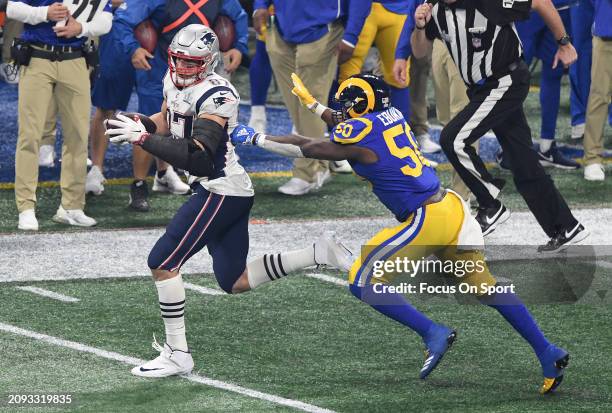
[231,124,260,146]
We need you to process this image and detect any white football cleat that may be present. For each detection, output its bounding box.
[330,160,353,174]
[248,105,267,134]
[571,123,585,140]
[314,231,355,272]
[278,177,316,196]
[85,165,106,195]
[584,163,604,181]
[153,166,190,195]
[132,339,194,378]
[18,209,39,231]
[52,206,97,227]
[38,144,55,168]
[417,133,441,154]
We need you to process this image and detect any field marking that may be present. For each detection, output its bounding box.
[306,273,348,287]
[15,286,80,303]
[184,282,225,296]
[596,261,612,270]
[0,322,335,413]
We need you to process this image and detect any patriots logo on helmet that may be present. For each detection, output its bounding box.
[200,32,216,47]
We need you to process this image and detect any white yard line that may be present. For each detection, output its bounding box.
[306,273,348,287]
[15,286,80,303]
[1,208,611,283]
[595,261,612,270]
[0,322,335,413]
[184,282,225,296]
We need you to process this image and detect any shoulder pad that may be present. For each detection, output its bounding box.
[331,117,373,145]
[195,85,239,118]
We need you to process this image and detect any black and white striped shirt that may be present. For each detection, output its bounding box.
[425,0,532,86]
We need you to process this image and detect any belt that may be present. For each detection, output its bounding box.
[600,36,612,41]
[31,48,84,62]
[423,188,447,206]
[31,42,82,52]
[476,60,523,86]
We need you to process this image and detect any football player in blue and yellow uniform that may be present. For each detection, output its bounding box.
[231,73,569,394]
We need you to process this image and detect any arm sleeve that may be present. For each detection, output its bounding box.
[79,9,113,38]
[482,0,533,25]
[395,0,419,59]
[7,1,49,25]
[140,134,215,177]
[342,0,372,48]
[113,0,161,57]
[220,0,248,55]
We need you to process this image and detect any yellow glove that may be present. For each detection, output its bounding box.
[290,73,318,111]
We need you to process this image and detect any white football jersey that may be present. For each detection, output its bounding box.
[163,72,253,197]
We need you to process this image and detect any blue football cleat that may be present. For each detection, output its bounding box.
[539,344,569,394]
[419,324,457,380]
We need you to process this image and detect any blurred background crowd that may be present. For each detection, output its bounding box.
[0,0,609,231]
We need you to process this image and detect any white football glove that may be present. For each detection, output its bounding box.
[104,113,149,145]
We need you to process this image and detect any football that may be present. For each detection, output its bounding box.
[108,112,157,134]
[213,15,236,52]
[135,20,158,54]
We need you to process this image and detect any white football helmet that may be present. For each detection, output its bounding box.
[168,24,220,88]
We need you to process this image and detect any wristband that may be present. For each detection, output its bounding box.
[253,133,266,147]
[310,102,329,117]
[416,24,426,30]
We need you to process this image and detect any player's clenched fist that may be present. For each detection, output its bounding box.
[414,3,433,30]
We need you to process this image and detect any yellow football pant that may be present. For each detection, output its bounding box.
[349,191,496,292]
[339,2,408,89]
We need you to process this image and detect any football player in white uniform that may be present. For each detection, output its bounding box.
[105,24,354,377]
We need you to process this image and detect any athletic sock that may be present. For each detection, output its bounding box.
[156,274,188,352]
[157,169,167,179]
[247,246,316,289]
[349,284,434,338]
[539,139,553,152]
[479,291,550,357]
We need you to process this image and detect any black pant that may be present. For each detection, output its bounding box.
[439,63,577,237]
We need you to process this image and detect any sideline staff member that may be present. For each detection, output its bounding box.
[8,0,111,230]
[411,0,588,252]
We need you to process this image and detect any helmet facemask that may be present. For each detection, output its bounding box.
[168,50,214,88]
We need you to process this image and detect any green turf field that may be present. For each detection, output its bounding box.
[1,267,611,413]
[0,165,610,233]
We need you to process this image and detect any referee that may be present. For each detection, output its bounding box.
[411,0,588,252]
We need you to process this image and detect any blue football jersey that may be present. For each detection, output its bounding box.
[331,107,440,222]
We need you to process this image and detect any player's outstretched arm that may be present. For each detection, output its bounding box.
[105,113,226,177]
[231,125,374,163]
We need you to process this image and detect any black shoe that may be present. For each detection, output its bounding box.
[129,180,150,212]
[475,201,510,236]
[537,142,580,170]
[538,223,589,253]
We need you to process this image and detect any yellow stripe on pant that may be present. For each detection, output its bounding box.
[339,2,408,89]
[349,191,496,292]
